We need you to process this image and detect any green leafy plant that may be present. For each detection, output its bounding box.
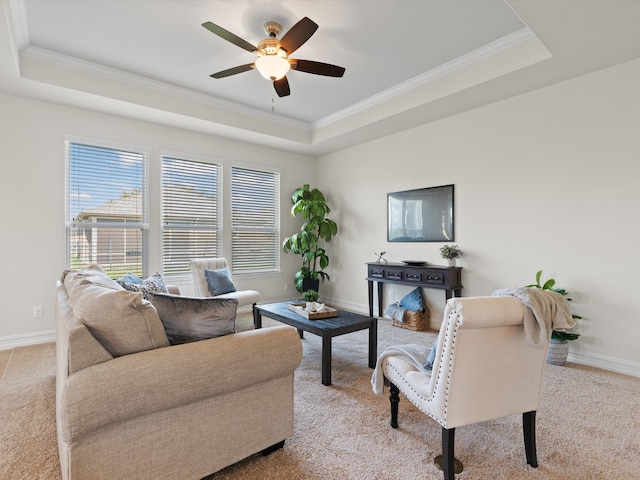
[525,270,582,341]
[282,184,338,293]
[439,244,462,260]
[301,289,319,302]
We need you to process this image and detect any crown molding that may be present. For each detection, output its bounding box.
[314,27,537,130]
[20,45,311,132]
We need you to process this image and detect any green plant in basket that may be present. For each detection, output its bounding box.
[525,270,581,341]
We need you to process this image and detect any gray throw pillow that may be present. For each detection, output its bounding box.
[204,267,237,296]
[148,293,238,345]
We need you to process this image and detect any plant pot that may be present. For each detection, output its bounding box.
[446,258,456,267]
[302,278,320,294]
[546,338,570,365]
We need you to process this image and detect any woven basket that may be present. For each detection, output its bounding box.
[392,308,430,331]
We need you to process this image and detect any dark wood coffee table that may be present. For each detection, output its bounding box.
[255,301,377,386]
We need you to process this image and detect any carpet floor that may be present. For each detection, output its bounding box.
[1,313,639,479]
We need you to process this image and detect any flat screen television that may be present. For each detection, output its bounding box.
[387,184,454,242]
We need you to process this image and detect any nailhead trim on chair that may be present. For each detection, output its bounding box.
[383,309,462,429]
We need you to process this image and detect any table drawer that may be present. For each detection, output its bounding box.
[426,273,445,285]
[404,272,423,283]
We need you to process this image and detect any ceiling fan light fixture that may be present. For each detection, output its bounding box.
[255,54,290,81]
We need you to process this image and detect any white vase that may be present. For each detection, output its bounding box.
[546,339,569,365]
[446,258,456,267]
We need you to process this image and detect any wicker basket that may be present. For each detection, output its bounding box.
[392,308,430,331]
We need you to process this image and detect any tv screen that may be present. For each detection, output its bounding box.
[387,184,454,242]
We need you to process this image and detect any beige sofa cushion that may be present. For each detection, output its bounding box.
[64,265,169,357]
[148,293,238,345]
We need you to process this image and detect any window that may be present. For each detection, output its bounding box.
[66,141,148,277]
[161,156,221,275]
[231,166,280,274]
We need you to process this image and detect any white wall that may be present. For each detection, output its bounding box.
[317,58,640,376]
[0,93,314,346]
[2,57,639,376]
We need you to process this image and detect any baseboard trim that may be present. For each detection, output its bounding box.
[567,350,640,378]
[0,330,56,351]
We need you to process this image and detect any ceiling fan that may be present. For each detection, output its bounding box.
[202,17,345,97]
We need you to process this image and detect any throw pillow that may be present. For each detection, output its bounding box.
[120,272,168,298]
[204,267,237,296]
[400,287,424,312]
[147,293,238,345]
[64,267,170,357]
[116,272,143,287]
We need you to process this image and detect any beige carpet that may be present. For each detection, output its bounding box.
[1,314,639,480]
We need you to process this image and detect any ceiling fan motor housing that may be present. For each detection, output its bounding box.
[257,38,285,57]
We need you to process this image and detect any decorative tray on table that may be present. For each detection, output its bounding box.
[288,302,338,320]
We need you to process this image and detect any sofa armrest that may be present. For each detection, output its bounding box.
[60,325,302,443]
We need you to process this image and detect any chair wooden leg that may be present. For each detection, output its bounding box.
[523,410,538,467]
[389,382,399,429]
[441,427,456,480]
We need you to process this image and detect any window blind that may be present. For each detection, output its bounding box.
[231,166,280,273]
[66,142,147,277]
[161,156,221,275]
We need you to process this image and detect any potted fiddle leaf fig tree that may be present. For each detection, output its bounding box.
[282,184,338,293]
[526,270,582,365]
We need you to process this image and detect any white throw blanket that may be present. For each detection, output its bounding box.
[371,343,431,395]
[493,287,575,348]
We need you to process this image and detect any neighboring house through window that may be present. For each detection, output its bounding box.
[66,140,148,277]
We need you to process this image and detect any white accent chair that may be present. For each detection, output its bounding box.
[190,258,260,321]
[382,296,549,480]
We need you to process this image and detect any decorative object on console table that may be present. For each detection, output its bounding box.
[374,251,388,264]
[366,263,463,318]
[439,244,462,266]
[282,184,338,293]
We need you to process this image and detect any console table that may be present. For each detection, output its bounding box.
[366,262,463,317]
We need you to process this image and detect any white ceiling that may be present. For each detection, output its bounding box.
[2,1,640,155]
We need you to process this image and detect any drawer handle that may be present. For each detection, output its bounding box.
[388,273,401,279]
[406,273,421,280]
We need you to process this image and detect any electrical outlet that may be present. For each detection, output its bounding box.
[33,306,43,318]
[284,282,289,291]
[390,290,395,301]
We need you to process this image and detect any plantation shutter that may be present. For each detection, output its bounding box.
[231,166,280,273]
[66,141,148,278]
[161,156,221,275]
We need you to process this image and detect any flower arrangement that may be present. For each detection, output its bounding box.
[439,245,462,260]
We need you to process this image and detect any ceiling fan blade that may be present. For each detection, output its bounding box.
[290,59,345,77]
[210,63,255,79]
[279,17,318,55]
[202,21,256,53]
[273,76,291,97]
